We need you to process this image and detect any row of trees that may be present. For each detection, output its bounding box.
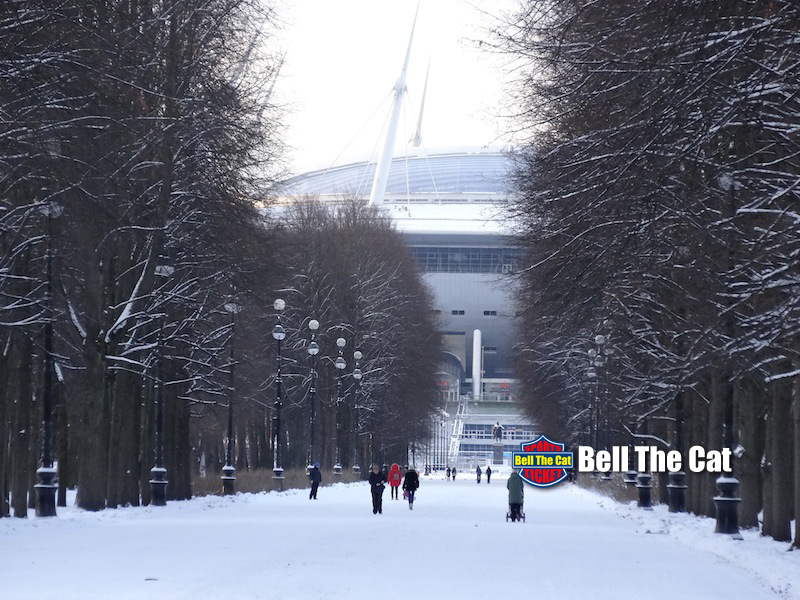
[192,199,442,481]
[1,1,440,515]
[262,200,441,473]
[497,1,800,545]
[1,0,284,514]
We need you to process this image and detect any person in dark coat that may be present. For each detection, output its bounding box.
[451,466,457,480]
[486,465,492,484]
[308,462,322,500]
[368,464,388,514]
[446,467,451,480]
[476,465,482,484]
[402,466,420,510]
[507,468,524,521]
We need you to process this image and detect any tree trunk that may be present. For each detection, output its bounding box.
[704,373,726,517]
[139,377,154,506]
[0,333,9,517]
[770,378,792,541]
[77,247,114,511]
[762,400,773,536]
[10,332,33,517]
[794,367,800,548]
[107,370,142,507]
[165,384,191,501]
[687,387,707,514]
[105,377,120,509]
[55,377,71,507]
[735,380,761,528]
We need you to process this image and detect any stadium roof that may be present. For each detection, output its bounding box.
[279,147,513,199]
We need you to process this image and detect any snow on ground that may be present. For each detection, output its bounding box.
[2,473,799,600]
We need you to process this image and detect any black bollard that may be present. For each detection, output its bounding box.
[667,471,688,513]
[623,469,638,487]
[34,467,58,517]
[713,475,743,539]
[636,472,653,510]
[150,467,168,506]
[221,465,236,495]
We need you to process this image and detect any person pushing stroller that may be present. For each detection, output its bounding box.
[507,467,524,522]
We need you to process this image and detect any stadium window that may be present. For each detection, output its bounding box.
[483,310,497,316]
[451,310,465,316]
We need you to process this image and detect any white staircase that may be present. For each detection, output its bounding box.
[448,400,466,466]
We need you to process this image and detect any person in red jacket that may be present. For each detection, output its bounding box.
[388,463,402,499]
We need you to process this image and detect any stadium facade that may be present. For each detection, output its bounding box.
[279,147,535,470]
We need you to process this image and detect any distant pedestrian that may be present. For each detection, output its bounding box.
[402,466,420,510]
[476,465,482,484]
[451,467,457,480]
[446,467,451,480]
[486,465,492,484]
[507,468,524,522]
[388,463,402,500]
[368,465,387,514]
[308,462,322,500]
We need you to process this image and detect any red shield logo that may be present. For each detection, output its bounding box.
[518,436,569,488]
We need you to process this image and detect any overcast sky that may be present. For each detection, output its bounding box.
[274,0,516,175]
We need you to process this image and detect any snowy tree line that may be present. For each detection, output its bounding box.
[0,1,439,515]
[267,200,441,477]
[497,1,800,545]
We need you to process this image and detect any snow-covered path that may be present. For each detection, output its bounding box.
[1,476,798,599]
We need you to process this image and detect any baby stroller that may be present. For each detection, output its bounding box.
[506,503,525,522]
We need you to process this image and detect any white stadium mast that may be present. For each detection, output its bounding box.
[368,3,419,206]
[410,57,430,148]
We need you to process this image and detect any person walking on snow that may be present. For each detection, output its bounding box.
[446,467,451,480]
[402,466,420,510]
[308,462,322,499]
[486,465,492,484]
[388,463,402,499]
[368,464,387,514]
[507,468,524,522]
[451,466,457,480]
[476,465,482,484]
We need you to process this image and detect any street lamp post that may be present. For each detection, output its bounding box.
[306,319,320,473]
[587,334,614,479]
[35,222,57,517]
[433,417,442,472]
[352,350,363,476]
[149,264,172,506]
[221,295,240,495]
[636,419,654,510]
[586,365,600,478]
[333,337,346,477]
[667,392,688,511]
[149,331,168,506]
[440,420,446,471]
[272,298,286,490]
[714,408,742,538]
[623,441,638,487]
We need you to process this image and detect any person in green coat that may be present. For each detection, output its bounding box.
[507,468,524,521]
